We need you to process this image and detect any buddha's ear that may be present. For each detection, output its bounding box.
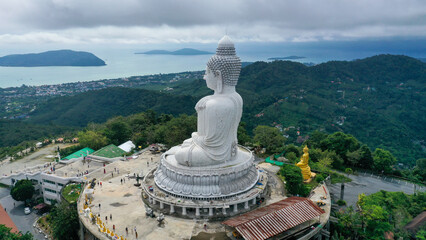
[216,70,223,93]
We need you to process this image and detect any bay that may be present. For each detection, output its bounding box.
[0,39,424,88]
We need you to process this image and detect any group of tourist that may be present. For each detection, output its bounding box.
[88,177,141,239]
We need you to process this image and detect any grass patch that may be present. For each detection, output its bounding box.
[330,171,352,184]
[61,183,82,203]
[0,182,10,188]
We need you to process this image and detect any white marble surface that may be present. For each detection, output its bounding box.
[154,36,258,199]
[169,36,243,167]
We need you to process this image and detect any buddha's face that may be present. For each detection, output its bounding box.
[204,67,220,91]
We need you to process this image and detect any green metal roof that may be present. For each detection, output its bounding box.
[62,147,95,160]
[92,144,126,158]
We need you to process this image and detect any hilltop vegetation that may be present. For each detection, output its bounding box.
[170,55,426,165]
[28,87,197,127]
[334,191,426,239]
[0,119,75,148]
[0,54,423,167]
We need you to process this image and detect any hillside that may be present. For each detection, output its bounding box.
[0,50,106,67]
[170,55,426,165]
[28,87,197,127]
[23,54,426,165]
[0,120,74,147]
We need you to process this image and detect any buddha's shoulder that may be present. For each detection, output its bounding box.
[206,94,240,105]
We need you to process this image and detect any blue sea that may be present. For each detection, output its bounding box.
[0,39,424,88]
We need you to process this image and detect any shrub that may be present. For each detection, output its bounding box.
[279,164,310,197]
[337,199,346,206]
[316,174,325,183]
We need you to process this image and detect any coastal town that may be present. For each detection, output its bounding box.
[0,71,203,119]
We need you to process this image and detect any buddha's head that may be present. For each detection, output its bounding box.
[205,36,241,92]
[303,145,309,154]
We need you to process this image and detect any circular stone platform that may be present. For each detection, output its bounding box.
[142,146,267,218]
[154,146,259,200]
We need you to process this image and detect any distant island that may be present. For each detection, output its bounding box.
[268,56,306,60]
[136,48,213,55]
[0,50,106,67]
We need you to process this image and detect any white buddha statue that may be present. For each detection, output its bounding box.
[169,36,243,167]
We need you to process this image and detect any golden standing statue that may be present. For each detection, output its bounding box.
[296,146,316,182]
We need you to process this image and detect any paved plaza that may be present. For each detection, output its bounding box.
[78,151,288,240]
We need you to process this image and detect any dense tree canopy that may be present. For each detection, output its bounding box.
[373,148,397,174]
[335,191,426,239]
[0,224,33,240]
[103,117,132,145]
[77,130,108,150]
[10,180,34,203]
[279,164,310,197]
[50,202,80,240]
[253,125,286,154]
[319,132,360,165]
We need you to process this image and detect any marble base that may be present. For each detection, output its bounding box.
[154,146,258,199]
[142,166,268,219]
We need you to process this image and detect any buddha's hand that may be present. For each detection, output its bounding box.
[181,137,194,147]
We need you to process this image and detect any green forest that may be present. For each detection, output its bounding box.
[334,191,426,239]
[24,54,426,166]
[56,109,424,184]
[0,54,424,170]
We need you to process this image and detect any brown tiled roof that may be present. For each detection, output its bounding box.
[0,203,19,233]
[222,197,325,240]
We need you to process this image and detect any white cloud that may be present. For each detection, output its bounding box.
[0,0,425,45]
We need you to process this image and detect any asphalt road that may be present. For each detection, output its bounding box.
[0,188,46,240]
[329,172,425,206]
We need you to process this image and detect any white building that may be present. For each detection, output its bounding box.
[0,167,81,205]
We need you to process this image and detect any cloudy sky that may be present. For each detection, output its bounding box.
[0,0,425,46]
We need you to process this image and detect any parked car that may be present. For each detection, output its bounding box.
[24,207,31,214]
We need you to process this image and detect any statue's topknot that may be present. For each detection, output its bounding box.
[207,36,241,86]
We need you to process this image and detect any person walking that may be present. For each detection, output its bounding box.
[110,214,112,220]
